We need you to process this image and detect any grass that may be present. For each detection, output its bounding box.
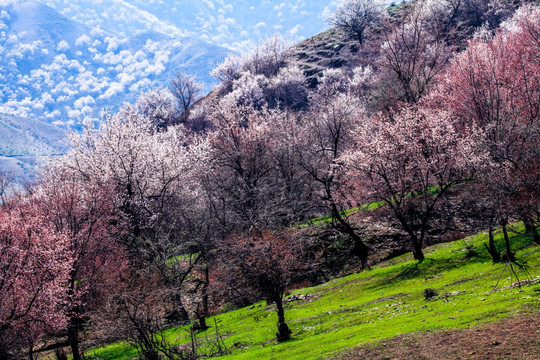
[297,185,443,227]
[296,201,384,227]
[84,225,540,360]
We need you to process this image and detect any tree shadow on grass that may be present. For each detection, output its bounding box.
[378,252,494,285]
[392,259,425,281]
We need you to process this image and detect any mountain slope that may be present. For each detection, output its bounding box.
[0,114,67,156]
[0,1,232,127]
[41,0,339,52]
[84,226,540,359]
[0,113,66,180]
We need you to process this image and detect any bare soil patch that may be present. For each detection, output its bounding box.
[333,313,540,360]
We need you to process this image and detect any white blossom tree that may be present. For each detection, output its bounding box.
[328,0,386,45]
[342,106,479,260]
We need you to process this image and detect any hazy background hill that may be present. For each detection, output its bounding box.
[0,113,66,180]
[0,1,232,128]
[41,0,338,52]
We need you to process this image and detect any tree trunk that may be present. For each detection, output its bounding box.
[195,303,208,332]
[523,216,540,245]
[501,221,515,262]
[532,227,540,246]
[202,266,209,314]
[322,179,371,269]
[136,330,159,360]
[393,209,424,261]
[0,348,10,360]
[173,293,189,322]
[27,346,34,360]
[484,225,501,262]
[350,232,370,269]
[199,266,209,331]
[356,30,364,45]
[142,349,159,360]
[407,230,424,261]
[67,318,81,360]
[329,200,370,268]
[411,234,424,261]
[275,299,291,342]
[198,316,208,332]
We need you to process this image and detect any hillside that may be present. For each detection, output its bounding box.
[0,1,232,127]
[0,114,66,180]
[1,1,538,359]
[41,0,339,53]
[83,226,540,359]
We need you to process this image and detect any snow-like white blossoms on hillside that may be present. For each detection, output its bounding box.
[0,9,224,126]
[56,40,70,51]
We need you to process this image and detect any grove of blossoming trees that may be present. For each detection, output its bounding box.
[341,106,479,260]
[433,5,540,249]
[1,1,538,357]
[0,205,71,359]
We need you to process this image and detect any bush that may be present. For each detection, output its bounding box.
[423,288,438,300]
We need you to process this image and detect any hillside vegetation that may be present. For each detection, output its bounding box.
[1,1,539,359]
[84,226,540,359]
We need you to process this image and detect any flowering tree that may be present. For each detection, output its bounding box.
[211,34,292,95]
[434,5,540,246]
[242,34,293,78]
[60,93,212,327]
[328,0,386,45]
[380,3,452,104]
[131,88,178,130]
[94,268,176,360]
[266,65,308,110]
[206,101,312,234]
[62,96,210,254]
[421,0,517,35]
[171,72,203,126]
[342,106,477,260]
[224,71,268,108]
[31,168,127,360]
[217,231,313,342]
[211,53,244,92]
[0,205,72,359]
[298,92,371,268]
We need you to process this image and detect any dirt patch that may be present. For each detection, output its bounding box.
[332,313,540,360]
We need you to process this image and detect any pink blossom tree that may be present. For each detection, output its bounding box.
[433,5,540,246]
[0,204,72,359]
[31,168,128,360]
[216,231,313,342]
[342,106,477,260]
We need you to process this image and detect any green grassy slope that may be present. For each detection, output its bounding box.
[85,226,540,360]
